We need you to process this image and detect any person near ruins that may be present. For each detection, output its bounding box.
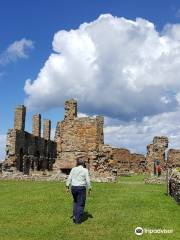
[66,159,92,224]
[157,164,161,177]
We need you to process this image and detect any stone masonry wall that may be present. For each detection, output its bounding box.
[53,99,116,180]
[146,136,169,173]
[4,99,148,181]
[14,105,26,131]
[169,169,180,204]
[43,119,51,140]
[7,99,179,181]
[64,98,77,121]
[4,106,56,174]
[89,145,117,181]
[112,148,146,175]
[32,114,41,137]
[112,148,131,174]
[130,153,146,173]
[167,149,180,168]
[53,116,104,170]
[53,99,145,179]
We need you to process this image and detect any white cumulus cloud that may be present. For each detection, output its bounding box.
[24,14,180,121]
[104,110,180,154]
[23,14,180,153]
[0,38,34,65]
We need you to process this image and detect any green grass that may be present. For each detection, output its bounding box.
[0,176,179,240]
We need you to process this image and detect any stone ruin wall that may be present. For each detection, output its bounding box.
[52,99,146,180]
[4,105,56,174]
[146,136,169,174]
[3,98,180,181]
[2,99,148,181]
[53,116,104,168]
[146,136,180,176]
[169,169,180,204]
[167,150,180,169]
[112,148,146,175]
[53,99,115,180]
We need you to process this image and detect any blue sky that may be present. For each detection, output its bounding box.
[1,0,180,159]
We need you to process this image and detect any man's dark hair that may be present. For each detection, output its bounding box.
[76,159,85,166]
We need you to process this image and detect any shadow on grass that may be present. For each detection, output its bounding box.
[81,211,93,223]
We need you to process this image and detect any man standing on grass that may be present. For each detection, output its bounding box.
[66,159,92,224]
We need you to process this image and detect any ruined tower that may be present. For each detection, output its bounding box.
[64,99,77,121]
[146,136,169,174]
[14,105,26,131]
[32,114,41,137]
[43,119,51,140]
[96,116,104,145]
[4,104,56,173]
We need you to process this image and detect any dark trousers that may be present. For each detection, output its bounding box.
[71,186,86,223]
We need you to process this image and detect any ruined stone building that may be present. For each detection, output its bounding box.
[146,136,180,174]
[4,106,56,174]
[3,99,180,179]
[3,99,147,179]
[146,136,169,174]
[53,99,104,173]
[48,99,146,177]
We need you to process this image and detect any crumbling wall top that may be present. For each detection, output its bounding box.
[32,114,41,137]
[153,136,169,148]
[14,105,26,131]
[64,99,77,121]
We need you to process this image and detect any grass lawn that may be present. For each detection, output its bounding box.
[0,175,179,240]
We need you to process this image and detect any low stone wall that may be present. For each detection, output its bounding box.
[169,169,180,204]
[144,175,166,184]
[0,169,116,183]
[0,170,67,181]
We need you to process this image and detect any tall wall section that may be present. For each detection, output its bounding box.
[4,105,56,174]
[167,149,180,168]
[5,99,174,179]
[53,99,104,171]
[53,99,146,179]
[112,148,146,175]
[146,136,169,174]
